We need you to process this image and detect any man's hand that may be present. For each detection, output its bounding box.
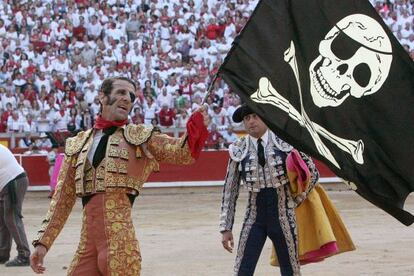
[197,105,210,127]
[139,142,154,159]
[30,245,47,274]
[221,231,234,253]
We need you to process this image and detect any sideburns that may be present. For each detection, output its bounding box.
[106,95,117,106]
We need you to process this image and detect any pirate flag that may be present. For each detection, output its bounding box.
[218,0,414,226]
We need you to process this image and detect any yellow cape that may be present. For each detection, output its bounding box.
[270,184,356,266]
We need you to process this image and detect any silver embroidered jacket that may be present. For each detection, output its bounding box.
[219,131,319,232]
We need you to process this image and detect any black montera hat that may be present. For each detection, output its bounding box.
[232,104,254,123]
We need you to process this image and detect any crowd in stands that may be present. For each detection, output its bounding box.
[372,0,414,55]
[0,0,413,150]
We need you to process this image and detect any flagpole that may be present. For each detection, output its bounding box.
[180,73,219,149]
[201,73,219,105]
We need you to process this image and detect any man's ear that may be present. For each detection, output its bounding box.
[98,91,105,105]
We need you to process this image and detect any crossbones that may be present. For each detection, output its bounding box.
[250,41,365,169]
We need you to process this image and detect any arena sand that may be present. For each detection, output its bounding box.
[1,186,413,276]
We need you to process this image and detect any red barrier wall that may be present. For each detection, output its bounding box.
[21,155,51,186]
[15,151,336,186]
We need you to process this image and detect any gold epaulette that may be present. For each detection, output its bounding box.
[65,129,93,156]
[124,124,159,146]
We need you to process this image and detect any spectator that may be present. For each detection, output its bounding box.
[35,72,51,92]
[87,15,102,41]
[0,0,409,144]
[23,84,37,106]
[12,72,27,92]
[18,133,34,149]
[79,106,93,130]
[7,111,25,133]
[0,144,31,267]
[67,107,81,132]
[143,96,159,125]
[23,114,37,133]
[158,103,176,127]
[131,107,144,124]
[23,145,48,155]
[175,108,190,128]
[206,123,223,149]
[221,126,239,146]
[1,91,16,110]
[126,12,140,41]
[81,44,96,66]
[0,66,11,84]
[205,18,220,40]
[143,79,157,98]
[70,47,83,64]
[0,110,4,133]
[90,96,101,117]
[35,132,53,148]
[39,59,54,76]
[73,16,87,41]
[36,111,51,133]
[157,88,174,108]
[210,104,228,127]
[52,54,71,76]
[50,103,69,132]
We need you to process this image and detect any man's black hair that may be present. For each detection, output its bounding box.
[99,77,137,112]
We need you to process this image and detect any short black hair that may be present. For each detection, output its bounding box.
[100,77,136,97]
[100,77,136,102]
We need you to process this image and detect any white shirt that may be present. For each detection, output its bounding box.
[87,22,103,37]
[51,112,69,131]
[87,130,104,163]
[52,59,71,74]
[36,117,51,132]
[0,144,24,191]
[249,129,269,150]
[2,96,17,109]
[157,93,174,108]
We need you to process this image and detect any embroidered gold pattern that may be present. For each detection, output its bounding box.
[96,179,105,192]
[65,129,93,156]
[147,133,194,165]
[105,174,116,186]
[135,147,142,158]
[124,124,155,145]
[108,135,121,145]
[32,155,77,250]
[104,193,141,275]
[67,210,88,275]
[120,148,129,160]
[84,167,93,182]
[96,166,105,179]
[108,146,120,157]
[75,169,82,181]
[106,159,117,172]
[118,162,128,174]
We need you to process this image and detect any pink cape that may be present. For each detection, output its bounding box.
[50,153,64,191]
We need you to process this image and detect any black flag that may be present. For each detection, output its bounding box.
[219,0,414,226]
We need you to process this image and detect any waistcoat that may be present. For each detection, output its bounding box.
[65,125,159,196]
[229,132,293,192]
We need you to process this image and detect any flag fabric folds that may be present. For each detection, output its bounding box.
[218,0,414,225]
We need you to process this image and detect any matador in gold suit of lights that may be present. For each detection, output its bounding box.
[34,124,206,275]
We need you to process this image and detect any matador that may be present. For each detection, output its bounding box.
[30,77,209,275]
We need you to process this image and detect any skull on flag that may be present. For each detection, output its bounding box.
[309,14,393,107]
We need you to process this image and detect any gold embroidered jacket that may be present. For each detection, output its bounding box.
[33,124,194,250]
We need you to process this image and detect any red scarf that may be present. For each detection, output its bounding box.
[94,115,128,129]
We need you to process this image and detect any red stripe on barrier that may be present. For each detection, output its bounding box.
[15,151,336,186]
